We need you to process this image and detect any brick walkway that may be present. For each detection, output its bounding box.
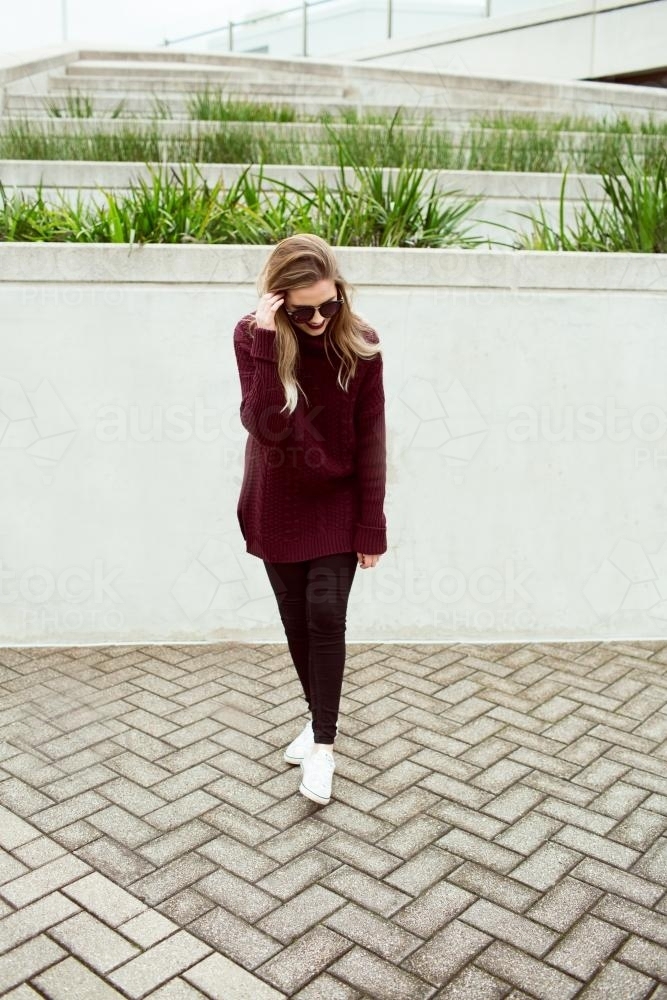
[0,641,665,1000]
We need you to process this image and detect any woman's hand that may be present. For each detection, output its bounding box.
[357,553,380,569]
[255,291,284,331]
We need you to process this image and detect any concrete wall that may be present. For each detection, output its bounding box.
[349,0,667,82]
[1,244,666,645]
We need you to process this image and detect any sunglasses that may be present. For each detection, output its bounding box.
[283,295,343,325]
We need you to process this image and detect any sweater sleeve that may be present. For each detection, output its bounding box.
[352,349,388,555]
[233,319,294,447]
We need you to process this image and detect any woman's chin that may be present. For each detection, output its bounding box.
[299,319,328,334]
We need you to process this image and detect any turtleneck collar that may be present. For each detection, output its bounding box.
[291,319,329,351]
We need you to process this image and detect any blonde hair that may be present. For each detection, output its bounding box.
[248,234,382,415]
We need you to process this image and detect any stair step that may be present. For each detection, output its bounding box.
[48,72,351,98]
[4,93,656,130]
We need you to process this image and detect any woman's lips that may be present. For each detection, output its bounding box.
[306,320,325,330]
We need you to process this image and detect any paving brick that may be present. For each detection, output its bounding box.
[155,888,216,925]
[257,851,339,901]
[553,824,640,869]
[592,894,667,947]
[573,757,630,790]
[0,851,30,885]
[320,866,411,918]
[545,914,627,979]
[1,985,45,1000]
[324,901,422,962]
[47,909,140,972]
[524,771,596,806]
[482,785,545,823]
[129,853,217,906]
[78,836,154,885]
[1,854,92,907]
[12,836,67,869]
[108,930,212,997]
[189,906,282,968]
[472,759,532,794]
[391,880,475,936]
[429,799,506,839]
[33,956,129,999]
[536,797,616,835]
[199,802,278,845]
[96,777,166,816]
[618,935,667,981]
[574,959,655,999]
[257,926,353,994]
[293,971,360,999]
[327,944,434,1000]
[197,832,279,881]
[525,875,602,931]
[0,892,79,954]
[383,846,460,895]
[495,813,563,855]
[403,918,491,985]
[258,885,346,945]
[316,831,402,879]
[61,871,146,924]
[611,809,667,851]
[376,815,448,860]
[570,857,664,905]
[418,773,493,809]
[460,898,558,957]
[433,963,512,999]
[447,860,538,912]
[183,952,285,1000]
[146,979,211,999]
[137,820,218,866]
[476,941,581,1000]
[0,935,66,994]
[632,836,667,883]
[119,909,179,947]
[87,805,158,847]
[194,868,278,922]
[31,789,111,832]
[0,805,40,850]
[436,829,523,874]
[511,842,581,890]
[0,779,54,817]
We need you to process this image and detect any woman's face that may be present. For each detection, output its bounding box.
[283,279,339,337]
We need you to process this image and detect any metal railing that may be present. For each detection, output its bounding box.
[161,0,412,56]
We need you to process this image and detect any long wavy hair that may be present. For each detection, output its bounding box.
[248,234,382,415]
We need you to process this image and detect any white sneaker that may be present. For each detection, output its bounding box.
[283,719,314,764]
[299,746,336,805]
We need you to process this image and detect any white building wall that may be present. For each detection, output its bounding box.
[346,0,667,82]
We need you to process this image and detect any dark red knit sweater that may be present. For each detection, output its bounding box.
[233,313,387,562]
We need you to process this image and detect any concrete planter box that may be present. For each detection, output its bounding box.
[1,243,665,645]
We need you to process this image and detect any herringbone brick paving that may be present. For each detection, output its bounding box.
[0,640,665,999]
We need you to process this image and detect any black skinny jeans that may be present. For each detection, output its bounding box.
[263,551,359,744]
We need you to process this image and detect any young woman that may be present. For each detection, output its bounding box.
[233,234,387,806]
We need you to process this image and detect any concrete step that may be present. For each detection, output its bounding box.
[4,92,621,127]
[47,72,352,99]
[0,159,610,243]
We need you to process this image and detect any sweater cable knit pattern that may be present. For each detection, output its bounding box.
[233,313,387,562]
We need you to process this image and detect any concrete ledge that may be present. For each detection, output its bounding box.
[0,45,80,85]
[1,244,665,292]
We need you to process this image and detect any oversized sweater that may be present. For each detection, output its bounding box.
[233,312,387,562]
